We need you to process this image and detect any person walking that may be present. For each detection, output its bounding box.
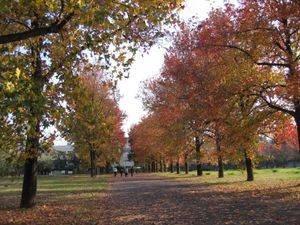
[130,167,134,177]
[113,167,118,177]
[125,168,128,177]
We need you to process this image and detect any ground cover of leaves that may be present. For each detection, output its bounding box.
[103,169,300,225]
[0,168,299,225]
[0,175,109,225]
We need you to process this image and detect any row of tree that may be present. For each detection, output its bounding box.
[61,67,126,177]
[129,0,300,180]
[0,0,184,208]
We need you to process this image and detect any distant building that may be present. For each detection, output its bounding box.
[39,145,79,175]
[119,140,134,168]
[53,145,74,153]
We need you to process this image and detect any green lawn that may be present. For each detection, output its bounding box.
[0,169,299,224]
[159,167,300,198]
[0,174,108,194]
[0,174,110,224]
[161,167,300,181]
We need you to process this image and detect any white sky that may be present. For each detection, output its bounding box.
[117,0,227,136]
[55,0,227,144]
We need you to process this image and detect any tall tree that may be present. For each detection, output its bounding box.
[62,68,125,177]
[0,0,184,208]
[196,1,300,152]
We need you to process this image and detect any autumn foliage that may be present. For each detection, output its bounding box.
[130,1,300,181]
[61,67,126,177]
[0,0,185,208]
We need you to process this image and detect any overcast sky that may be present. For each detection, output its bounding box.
[54,0,227,144]
[117,0,227,136]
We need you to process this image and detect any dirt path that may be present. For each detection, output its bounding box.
[100,174,299,225]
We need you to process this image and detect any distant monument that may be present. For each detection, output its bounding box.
[119,139,134,168]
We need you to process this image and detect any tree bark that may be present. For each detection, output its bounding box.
[155,160,158,172]
[20,44,42,208]
[89,149,96,177]
[294,109,300,154]
[159,160,163,172]
[244,149,254,181]
[184,153,188,174]
[0,12,74,44]
[170,159,174,173]
[216,136,224,178]
[184,159,189,174]
[176,158,180,174]
[21,114,40,208]
[195,136,203,176]
[90,150,94,177]
[151,161,155,172]
[20,157,37,208]
[105,161,110,174]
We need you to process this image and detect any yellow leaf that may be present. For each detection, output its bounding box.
[78,0,84,7]
[15,68,21,79]
[5,81,15,92]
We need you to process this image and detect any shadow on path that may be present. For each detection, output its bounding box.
[102,174,299,225]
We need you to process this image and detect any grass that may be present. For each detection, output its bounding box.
[0,174,110,224]
[0,175,108,194]
[0,169,299,224]
[160,167,300,181]
[158,167,300,199]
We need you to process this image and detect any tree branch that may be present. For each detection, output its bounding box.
[256,61,289,67]
[250,92,295,116]
[0,12,74,45]
[198,43,290,68]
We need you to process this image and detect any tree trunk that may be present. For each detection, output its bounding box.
[184,160,189,174]
[184,153,188,174]
[20,43,43,208]
[294,110,300,155]
[170,159,174,173]
[155,160,158,172]
[176,158,180,174]
[163,160,167,172]
[90,150,94,177]
[195,136,203,176]
[151,161,155,172]
[159,160,163,172]
[93,151,97,175]
[90,150,96,177]
[20,100,40,208]
[244,149,254,181]
[105,161,110,174]
[20,157,37,208]
[217,156,224,178]
[216,137,224,178]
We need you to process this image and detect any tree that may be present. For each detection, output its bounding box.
[0,1,184,48]
[196,1,300,152]
[223,93,274,181]
[130,1,299,182]
[160,25,231,178]
[62,68,125,177]
[0,0,185,208]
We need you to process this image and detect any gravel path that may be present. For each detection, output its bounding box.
[100,174,299,225]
